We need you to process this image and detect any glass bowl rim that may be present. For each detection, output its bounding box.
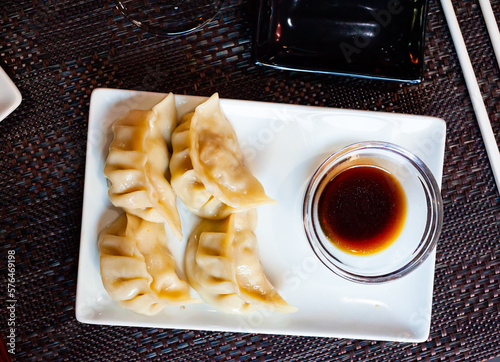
[303,141,443,284]
[115,0,224,36]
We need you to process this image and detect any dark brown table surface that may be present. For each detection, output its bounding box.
[1,0,499,361]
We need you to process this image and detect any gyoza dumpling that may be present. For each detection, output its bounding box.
[104,93,182,239]
[185,209,296,314]
[170,93,276,219]
[99,212,199,315]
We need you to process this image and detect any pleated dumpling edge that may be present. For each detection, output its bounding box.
[190,93,277,210]
[99,212,200,316]
[184,209,296,314]
[170,92,277,220]
[104,93,183,239]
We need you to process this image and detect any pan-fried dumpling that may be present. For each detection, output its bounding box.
[104,93,182,239]
[185,209,296,314]
[99,213,199,315]
[170,93,276,219]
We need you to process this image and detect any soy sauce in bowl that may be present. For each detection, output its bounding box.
[303,142,443,283]
[317,166,406,255]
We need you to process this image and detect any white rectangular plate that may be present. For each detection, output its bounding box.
[0,67,22,122]
[76,88,446,342]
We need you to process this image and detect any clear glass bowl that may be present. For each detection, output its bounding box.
[303,141,443,283]
[116,0,224,36]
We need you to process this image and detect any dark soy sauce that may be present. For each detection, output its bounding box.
[318,166,406,255]
[254,0,428,81]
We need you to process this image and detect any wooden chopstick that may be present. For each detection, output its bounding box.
[478,0,500,70]
[440,0,500,193]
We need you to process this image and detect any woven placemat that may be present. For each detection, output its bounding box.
[1,0,499,360]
